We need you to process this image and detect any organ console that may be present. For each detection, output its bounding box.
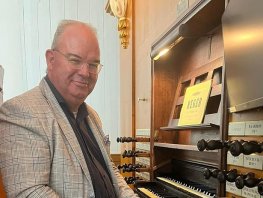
[222,1,263,196]
[197,139,263,157]
[135,160,218,197]
[133,0,228,196]
[117,136,151,143]
[130,0,263,197]
[124,177,142,184]
[204,168,239,183]
[204,167,263,195]
[203,168,220,180]
[117,137,134,143]
[136,177,216,198]
[118,163,150,173]
[116,136,151,180]
[235,172,262,189]
[225,169,238,183]
[199,138,263,197]
[197,139,229,151]
[122,150,150,158]
[229,140,263,157]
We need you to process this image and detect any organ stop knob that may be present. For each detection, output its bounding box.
[229,140,263,156]
[235,172,260,189]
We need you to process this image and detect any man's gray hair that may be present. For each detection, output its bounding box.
[51,19,97,49]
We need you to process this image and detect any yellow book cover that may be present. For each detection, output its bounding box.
[178,79,212,126]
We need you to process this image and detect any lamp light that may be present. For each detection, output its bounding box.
[153,48,169,60]
[153,36,184,60]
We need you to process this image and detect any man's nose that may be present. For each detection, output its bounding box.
[79,64,91,76]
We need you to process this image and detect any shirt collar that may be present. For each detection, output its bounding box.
[45,75,66,105]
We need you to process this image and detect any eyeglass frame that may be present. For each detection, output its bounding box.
[52,49,103,74]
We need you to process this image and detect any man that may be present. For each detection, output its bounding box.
[0,20,138,198]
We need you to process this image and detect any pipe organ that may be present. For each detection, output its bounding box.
[124,0,263,197]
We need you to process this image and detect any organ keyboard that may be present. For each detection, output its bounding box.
[135,160,218,197]
[157,177,215,198]
[137,188,160,198]
[135,177,216,198]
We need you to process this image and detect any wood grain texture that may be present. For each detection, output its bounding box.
[0,174,6,198]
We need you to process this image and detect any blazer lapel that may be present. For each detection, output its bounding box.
[86,115,120,195]
[39,79,91,181]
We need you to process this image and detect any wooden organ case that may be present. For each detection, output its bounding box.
[135,0,227,197]
[223,0,263,197]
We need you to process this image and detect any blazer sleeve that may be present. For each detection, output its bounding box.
[0,99,60,198]
[111,163,140,198]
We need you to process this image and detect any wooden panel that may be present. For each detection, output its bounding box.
[134,0,179,130]
[153,57,179,130]
[0,174,6,198]
[120,156,133,178]
[224,3,263,193]
[111,154,121,166]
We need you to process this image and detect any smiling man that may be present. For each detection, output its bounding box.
[0,20,138,198]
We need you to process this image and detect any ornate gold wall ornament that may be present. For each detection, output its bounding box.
[118,17,129,49]
[105,0,129,49]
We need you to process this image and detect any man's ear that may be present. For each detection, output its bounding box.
[45,49,55,69]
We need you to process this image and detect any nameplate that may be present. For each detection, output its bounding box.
[245,121,263,136]
[226,181,242,196]
[136,142,150,151]
[227,152,244,166]
[242,186,261,198]
[136,172,150,180]
[243,154,263,170]
[228,122,245,136]
[136,129,151,136]
[136,157,150,166]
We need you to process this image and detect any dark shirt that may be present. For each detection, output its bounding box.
[45,76,117,198]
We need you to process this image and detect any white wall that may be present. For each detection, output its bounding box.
[0,0,121,153]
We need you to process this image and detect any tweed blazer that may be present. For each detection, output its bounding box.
[0,78,138,198]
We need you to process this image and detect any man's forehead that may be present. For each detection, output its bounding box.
[64,23,93,36]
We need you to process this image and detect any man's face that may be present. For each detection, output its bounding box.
[46,24,100,108]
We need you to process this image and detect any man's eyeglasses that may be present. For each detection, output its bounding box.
[53,49,103,74]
